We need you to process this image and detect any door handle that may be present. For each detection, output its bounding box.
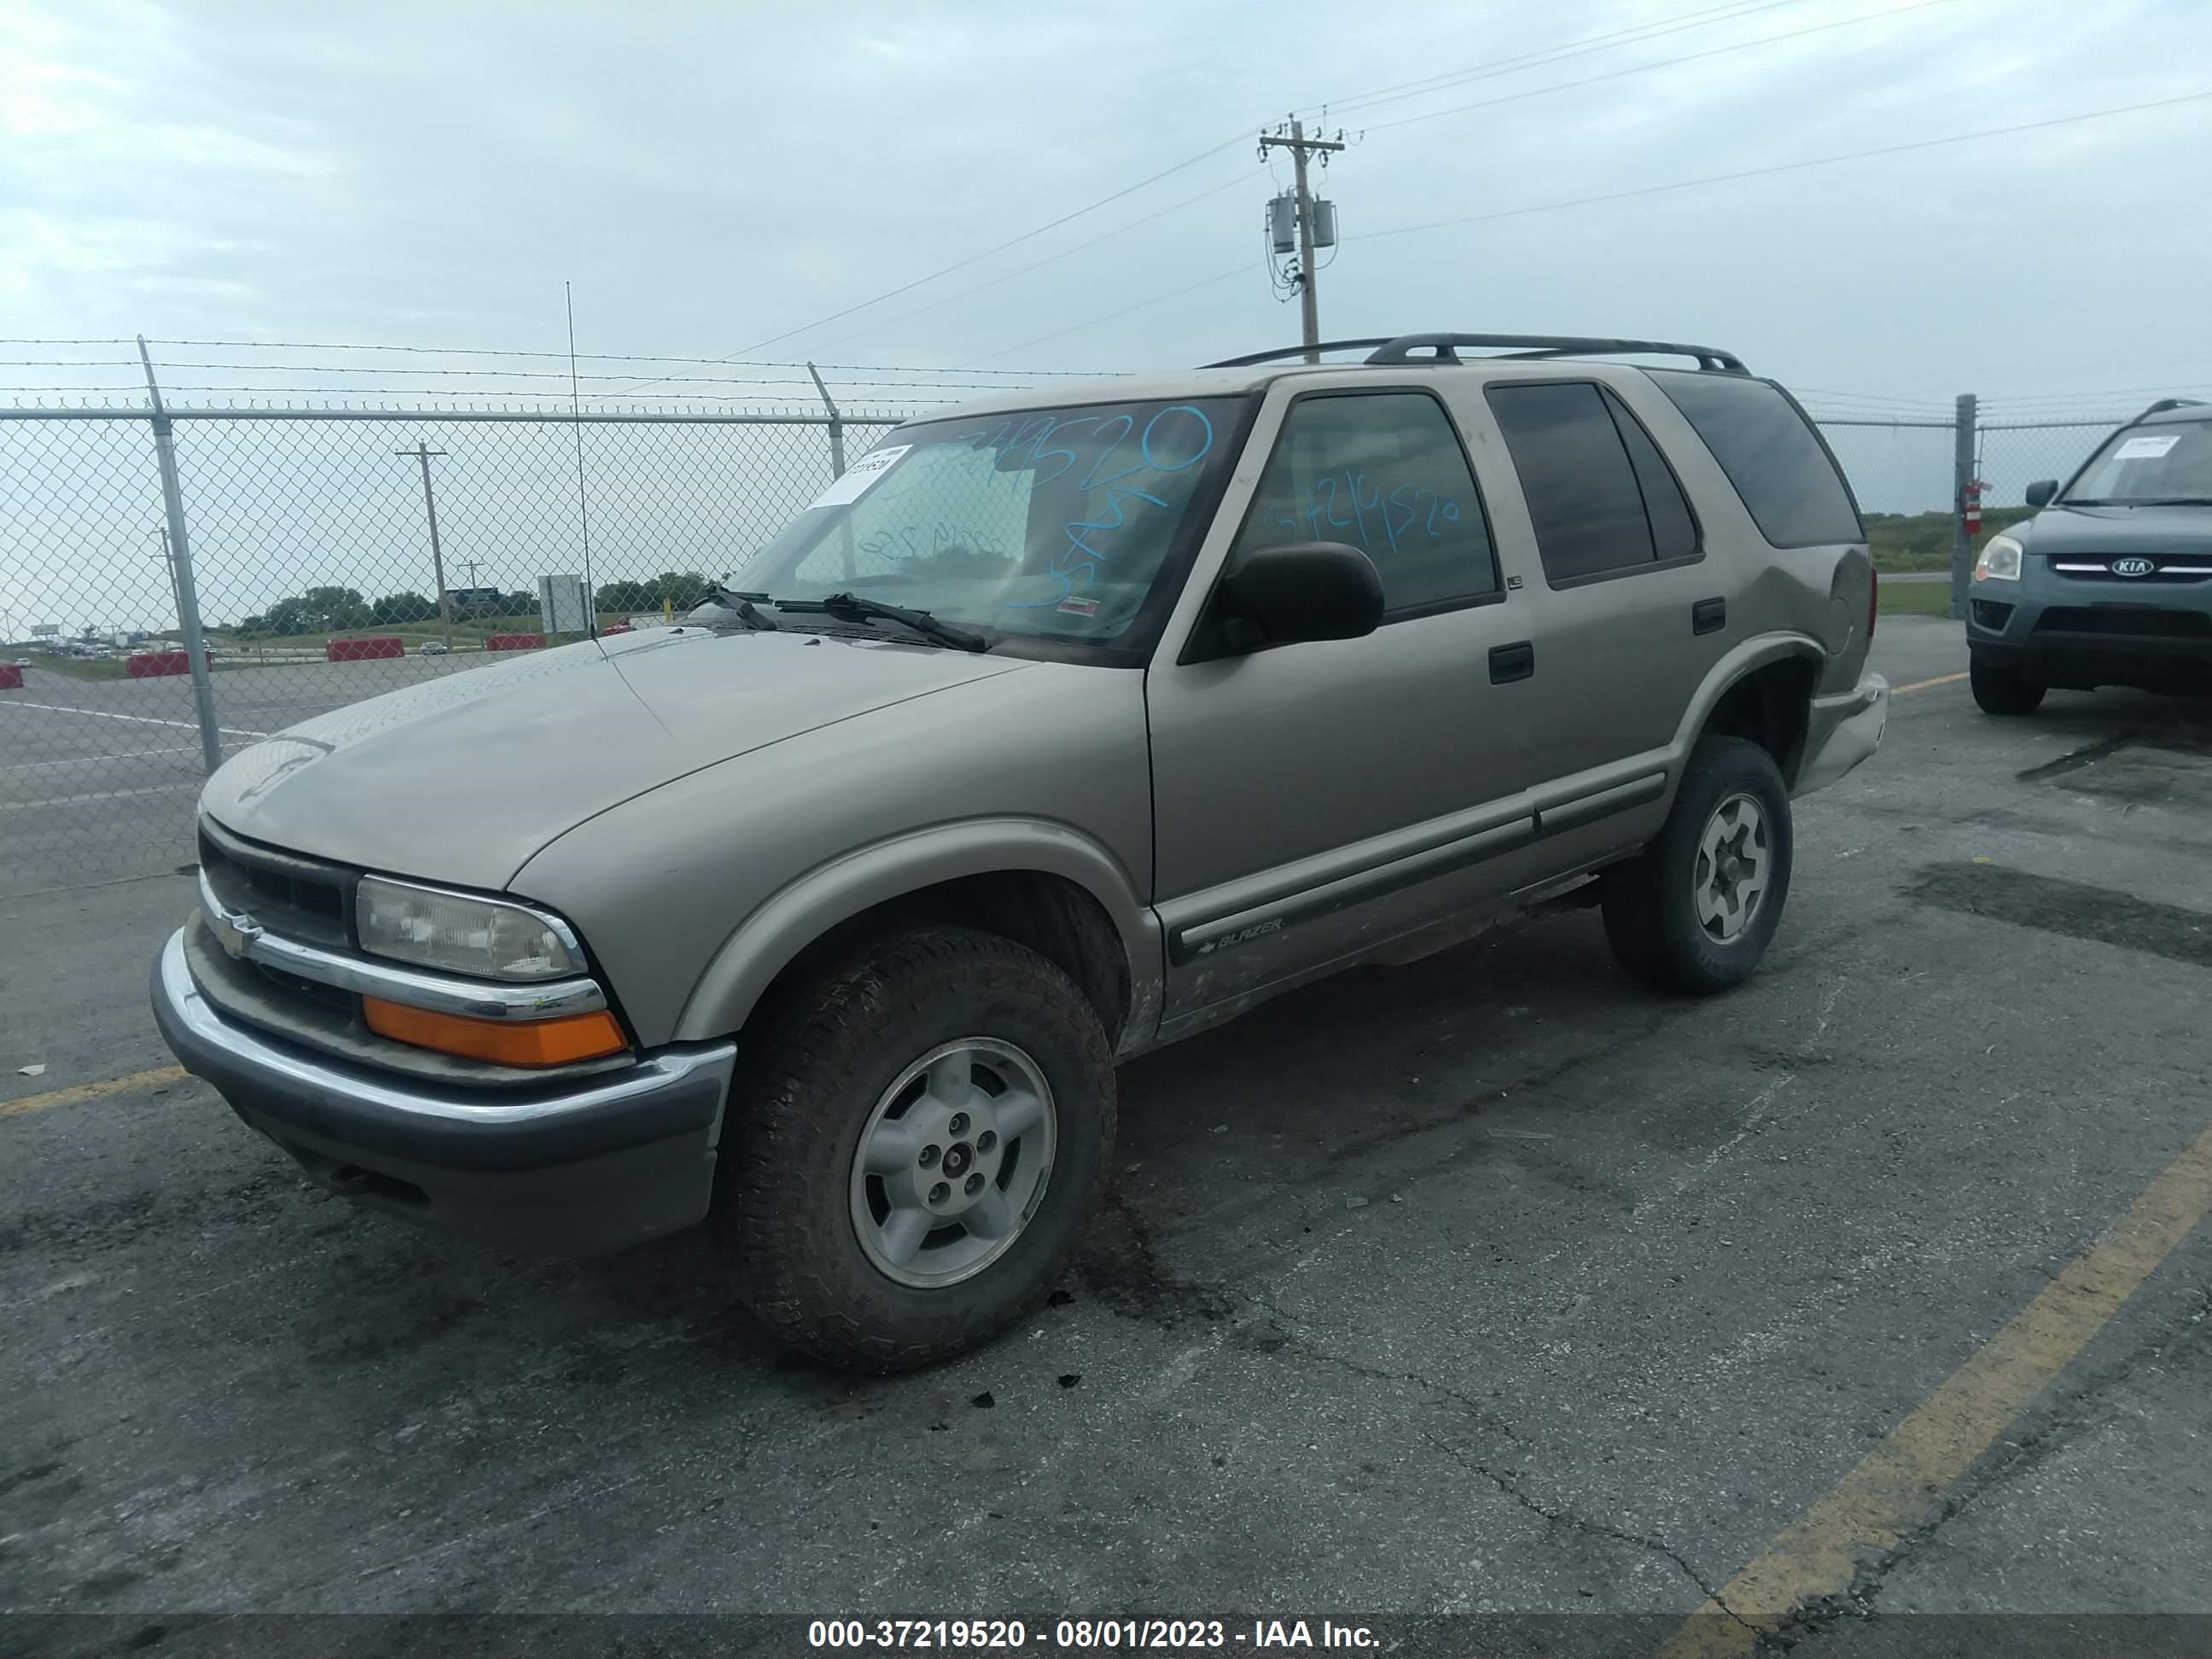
[1488,641,1535,684]
[1692,597,1726,636]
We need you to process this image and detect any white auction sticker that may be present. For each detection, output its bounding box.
[809,444,911,508]
[2115,434,2180,460]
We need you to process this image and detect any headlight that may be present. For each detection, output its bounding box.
[1973,534,2024,582]
[356,877,586,981]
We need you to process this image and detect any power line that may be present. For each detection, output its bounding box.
[625,131,1260,392]
[650,5,1866,382]
[961,266,1250,367]
[1363,0,1966,135]
[0,339,1109,375]
[1354,91,2212,242]
[968,92,2210,362]
[1301,0,1811,119]
[818,171,1260,350]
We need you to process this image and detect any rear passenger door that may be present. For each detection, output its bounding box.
[1483,378,1720,789]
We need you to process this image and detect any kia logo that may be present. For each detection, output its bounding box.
[2110,557,2157,578]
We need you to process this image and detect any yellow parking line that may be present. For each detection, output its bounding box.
[1657,1115,2212,1657]
[0,1065,188,1121]
[1893,670,1969,696]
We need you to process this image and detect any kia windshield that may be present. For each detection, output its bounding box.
[2064,421,2212,504]
[721,398,1243,648]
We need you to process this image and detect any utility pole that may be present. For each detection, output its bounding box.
[398,441,456,650]
[1260,118,1345,363]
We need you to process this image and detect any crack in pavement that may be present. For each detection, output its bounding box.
[1758,1284,2212,1650]
[1237,1292,1744,1620]
[1425,1435,1749,1621]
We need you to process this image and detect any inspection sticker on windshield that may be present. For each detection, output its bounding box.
[810,444,911,508]
[2116,434,2180,460]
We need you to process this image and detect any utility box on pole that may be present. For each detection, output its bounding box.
[538,573,592,636]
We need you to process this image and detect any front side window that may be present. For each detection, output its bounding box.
[727,398,1243,646]
[2064,422,2212,505]
[1228,390,1499,614]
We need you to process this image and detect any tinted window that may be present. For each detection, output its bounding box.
[1487,381,1659,583]
[1609,393,1698,559]
[1231,391,1499,614]
[1648,370,1863,546]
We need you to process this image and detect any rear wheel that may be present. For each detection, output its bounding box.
[1602,736,1793,995]
[1970,655,2046,716]
[718,927,1115,1373]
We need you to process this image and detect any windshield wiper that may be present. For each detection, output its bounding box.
[770,591,989,653]
[2134,498,2212,507]
[699,584,779,631]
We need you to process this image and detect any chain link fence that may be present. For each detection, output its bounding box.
[0,382,2162,897]
[1,405,900,894]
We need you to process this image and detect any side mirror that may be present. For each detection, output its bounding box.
[1217,541,1383,651]
[2024,479,2058,508]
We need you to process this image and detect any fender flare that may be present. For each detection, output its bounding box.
[672,817,1161,1047]
[1668,633,1827,785]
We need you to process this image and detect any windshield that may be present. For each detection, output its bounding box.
[2064,421,2212,504]
[722,398,1243,644]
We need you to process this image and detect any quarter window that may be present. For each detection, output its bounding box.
[1485,381,1700,584]
[1230,391,1499,614]
[1646,370,1863,547]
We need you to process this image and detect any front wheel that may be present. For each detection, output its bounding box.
[718,927,1116,1373]
[1970,655,2046,716]
[1602,736,1794,995]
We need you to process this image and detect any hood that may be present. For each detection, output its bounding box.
[200,626,1030,890]
[2017,502,2212,556]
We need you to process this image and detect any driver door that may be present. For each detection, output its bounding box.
[1146,385,1540,1030]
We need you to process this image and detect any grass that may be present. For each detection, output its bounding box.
[1878,579,1958,619]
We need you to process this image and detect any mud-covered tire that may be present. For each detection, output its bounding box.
[1970,655,2046,716]
[717,927,1115,1373]
[1601,736,1793,995]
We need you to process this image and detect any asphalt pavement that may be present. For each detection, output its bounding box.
[4,615,2210,1641]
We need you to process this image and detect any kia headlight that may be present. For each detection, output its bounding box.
[356,877,585,981]
[1973,534,2023,582]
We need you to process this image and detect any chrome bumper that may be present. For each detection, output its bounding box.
[151,928,737,1254]
[1794,671,1889,798]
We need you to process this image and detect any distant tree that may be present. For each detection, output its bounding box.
[501,590,537,616]
[236,614,268,637]
[650,570,713,611]
[262,587,370,636]
[370,591,436,626]
[592,579,653,615]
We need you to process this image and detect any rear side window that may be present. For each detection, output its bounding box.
[1648,370,1863,547]
[1485,381,1699,584]
[1231,389,1499,614]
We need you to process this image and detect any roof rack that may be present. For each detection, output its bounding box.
[1202,332,1749,375]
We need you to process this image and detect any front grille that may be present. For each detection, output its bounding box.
[2034,607,2212,639]
[198,818,352,950]
[2049,554,2212,584]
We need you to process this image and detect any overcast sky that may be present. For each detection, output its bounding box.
[5,0,2210,420]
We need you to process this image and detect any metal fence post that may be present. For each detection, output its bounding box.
[807,362,857,580]
[1950,392,1977,623]
[137,337,224,774]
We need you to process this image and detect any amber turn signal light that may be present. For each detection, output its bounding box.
[362,998,627,1066]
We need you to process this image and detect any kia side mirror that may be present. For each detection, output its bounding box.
[1218,542,1383,651]
[2025,479,2058,508]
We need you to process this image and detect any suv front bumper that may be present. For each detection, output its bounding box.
[151,928,736,1255]
[1794,671,1888,796]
